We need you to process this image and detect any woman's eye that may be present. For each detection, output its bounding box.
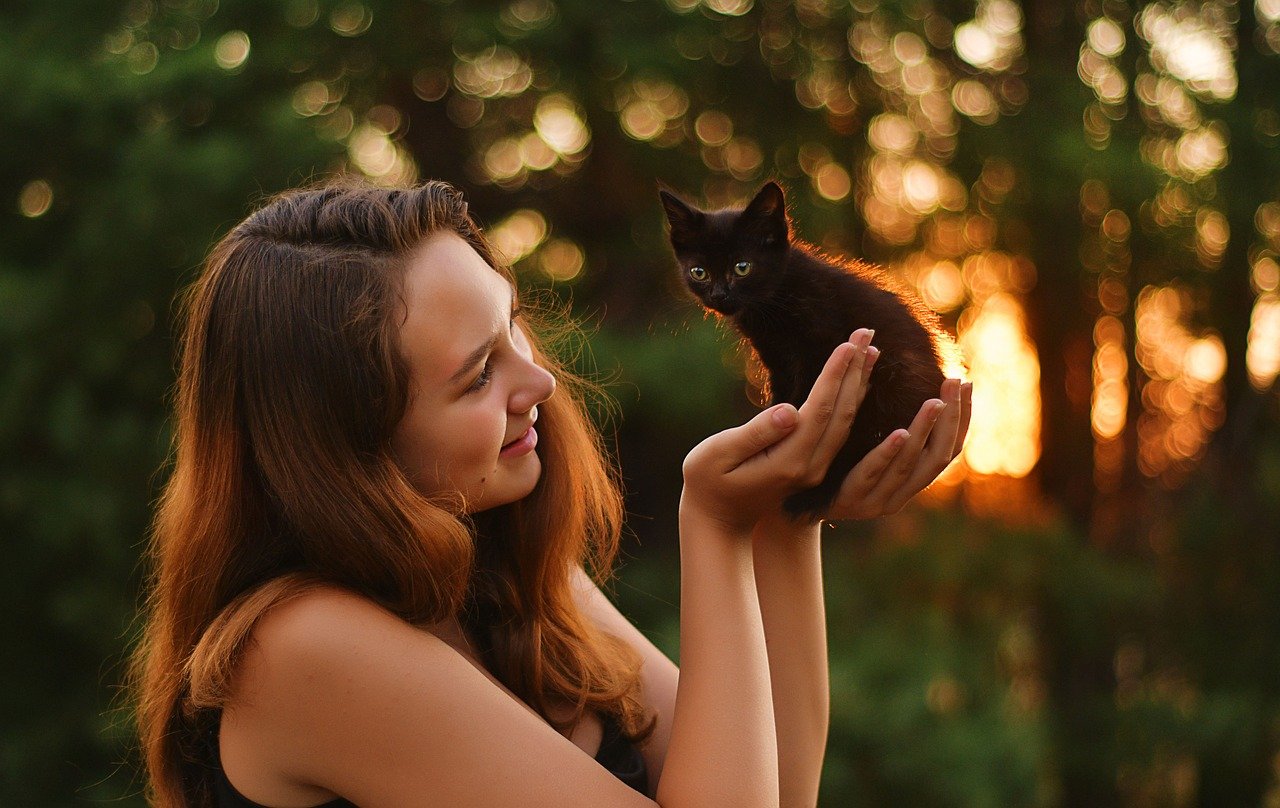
[689,266,708,281]
[470,358,494,392]
[733,261,752,277]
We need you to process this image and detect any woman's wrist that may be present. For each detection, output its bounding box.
[677,489,758,544]
[752,509,822,548]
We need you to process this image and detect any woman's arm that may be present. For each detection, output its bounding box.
[750,515,828,808]
[745,334,972,808]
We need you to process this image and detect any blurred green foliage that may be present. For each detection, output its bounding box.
[3,0,1279,805]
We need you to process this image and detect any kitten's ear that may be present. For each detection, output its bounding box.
[659,190,704,244]
[742,182,789,246]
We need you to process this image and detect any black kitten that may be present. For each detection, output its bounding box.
[660,181,948,520]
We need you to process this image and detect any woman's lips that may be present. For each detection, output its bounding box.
[499,426,537,458]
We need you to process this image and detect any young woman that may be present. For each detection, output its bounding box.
[131,180,971,808]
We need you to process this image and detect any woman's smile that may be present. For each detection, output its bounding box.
[499,406,538,457]
[499,425,537,458]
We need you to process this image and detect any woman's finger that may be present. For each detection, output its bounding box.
[808,330,877,471]
[828,427,909,517]
[712,402,800,473]
[861,397,944,509]
[786,332,867,461]
[913,379,963,476]
[880,386,966,512]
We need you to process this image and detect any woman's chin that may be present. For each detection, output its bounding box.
[467,457,543,513]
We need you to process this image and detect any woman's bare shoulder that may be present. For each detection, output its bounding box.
[224,584,656,807]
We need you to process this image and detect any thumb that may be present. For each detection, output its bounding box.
[719,403,798,469]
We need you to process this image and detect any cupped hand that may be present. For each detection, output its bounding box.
[823,376,973,521]
[680,328,881,535]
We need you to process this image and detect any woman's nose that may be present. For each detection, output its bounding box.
[511,357,556,414]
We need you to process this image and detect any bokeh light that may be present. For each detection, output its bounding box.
[1134,285,1226,483]
[489,209,548,265]
[19,180,53,218]
[958,293,1041,477]
[1247,293,1280,390]
[214,31,250,71]
[347,122,417,186]
[454,46,533,99]
[538,238,586,282]
[1138,4,1237,100]
[953,0,1024,72]
[534,94,590,155]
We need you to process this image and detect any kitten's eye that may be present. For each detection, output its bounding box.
[733,261,752,277]
[689,266,708,282]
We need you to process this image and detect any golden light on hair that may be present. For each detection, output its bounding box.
[958,293,1041,476]
[19,180,53,218]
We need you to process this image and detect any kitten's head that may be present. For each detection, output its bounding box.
[659,182,790,317]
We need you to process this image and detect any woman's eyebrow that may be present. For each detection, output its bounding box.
[448,335,499,386]
[447,287,517,385]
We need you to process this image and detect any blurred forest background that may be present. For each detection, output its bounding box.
[3,0,1279,805]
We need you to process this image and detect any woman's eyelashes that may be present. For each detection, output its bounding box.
[468,309,522,392]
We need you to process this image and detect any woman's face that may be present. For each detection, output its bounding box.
[391,231,556,513]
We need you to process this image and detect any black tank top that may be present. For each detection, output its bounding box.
[212,713,648,806]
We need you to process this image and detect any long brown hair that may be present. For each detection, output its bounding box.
[130,179,651,807]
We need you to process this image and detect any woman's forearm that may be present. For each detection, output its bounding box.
[751,515,829,808]
[656,503,780,808]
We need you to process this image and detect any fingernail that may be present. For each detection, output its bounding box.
[892,430,908,449]
[867,346,880,362]
[772,405,797,427]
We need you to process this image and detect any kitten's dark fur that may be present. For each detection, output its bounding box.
[660,182,947,520]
